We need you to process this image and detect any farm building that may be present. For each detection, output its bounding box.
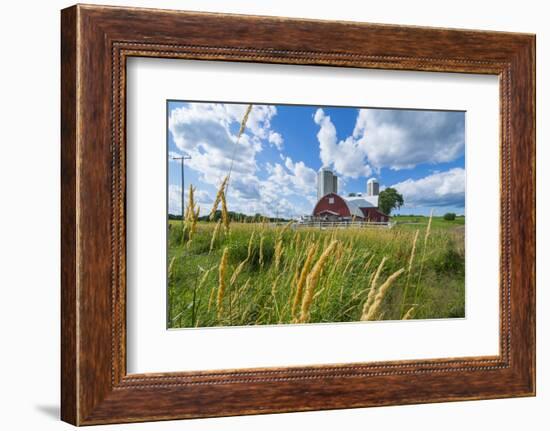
[311,172,390,223]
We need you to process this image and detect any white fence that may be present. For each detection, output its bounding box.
[292,220,394,229]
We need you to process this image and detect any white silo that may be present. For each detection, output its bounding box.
[317,167,338,200]
[367,178,380,196]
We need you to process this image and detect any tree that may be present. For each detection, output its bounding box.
[443,212,456,221]
[378,188,404,215]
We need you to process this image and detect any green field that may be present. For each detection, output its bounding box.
[167,215,465,328]
[393,214,465,230]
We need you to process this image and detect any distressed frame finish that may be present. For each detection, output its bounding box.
[61,4,535,426]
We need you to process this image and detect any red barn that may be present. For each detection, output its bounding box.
[312,193,390,223]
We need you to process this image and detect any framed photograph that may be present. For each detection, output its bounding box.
[61,4,535,425]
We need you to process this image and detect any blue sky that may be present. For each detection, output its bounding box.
[168,101,465,218]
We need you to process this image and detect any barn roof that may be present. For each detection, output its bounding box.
[344,195,379,208]
[341,198,364,218]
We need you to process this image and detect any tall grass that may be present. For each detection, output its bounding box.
[167,216,465,328]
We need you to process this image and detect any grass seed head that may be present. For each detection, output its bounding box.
[230,259,248,286]
[362,256,388,317]
[221,190,230,234]
[291,244,317,320]
[424,209,434,246]
[238,105,253,138]
[168,256,176,282]
[299,240,339,323]
[402,306,416,320]
[217,247,229,318]
[362,267,405,321]
[246,231,255,261]
[408,229,420,272]
[258,234,265,267]
[209,219,222,253]
[274,238,283,270]
[209,177,228,220]
[278,220,294,239]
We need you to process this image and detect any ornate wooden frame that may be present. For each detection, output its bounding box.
[61,4,536,425]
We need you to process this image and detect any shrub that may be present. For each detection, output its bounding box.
[443,212,456,221]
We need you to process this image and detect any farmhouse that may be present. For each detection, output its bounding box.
[312,172,390,223]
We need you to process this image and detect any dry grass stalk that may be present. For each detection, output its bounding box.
[299,240,339,323]
[209,219,222,253]
[278,220,294,238]
[291,244,317,320]
[371,256,387,291]
[414,209,434,303]
[207,283,216,312]
[225,105,253,198]
[221,190,230,234]
[274,238,283,270]
[216,247,229,318]
[167,256,176,282]
[361,267,405,321]
[229,231,256,285]
[408,229,420,272]
[342,250,357,275]
[363,253,374,271]
[322,235,330,251]
[292,231,299,251]
[181,185,199,244]
[362,256,387,317]
[186,185,195,217]
[400,229,420,316]
[182,221,191,244]
[291,267,300,293]
[209,176,228,220]
[231,276,253,308]
[246,231,255,261]
[424,209,433,246]
[197,265,214,292]
[314,284,329,301]
[258,234,265,267]
[402,306,416,320]
[188,211,199,246]
[334,241,345,264]
[326,250,342,280]
[271,273,282,297]
[238,277,252,297]
[238,105,252,137]
[230,259,247,286]
[194,205,200,222]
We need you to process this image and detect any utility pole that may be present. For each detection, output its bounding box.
[171,154,191,224]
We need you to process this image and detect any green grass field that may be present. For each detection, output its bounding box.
[167,215,465,328]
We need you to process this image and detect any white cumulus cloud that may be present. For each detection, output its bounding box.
[313,108,464,176]
[313,108,373,179]
[169,103,277,187]
[268,131,284,150]
[391,168,465,208]
[353,109,465,170]
[266,157,317,197]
